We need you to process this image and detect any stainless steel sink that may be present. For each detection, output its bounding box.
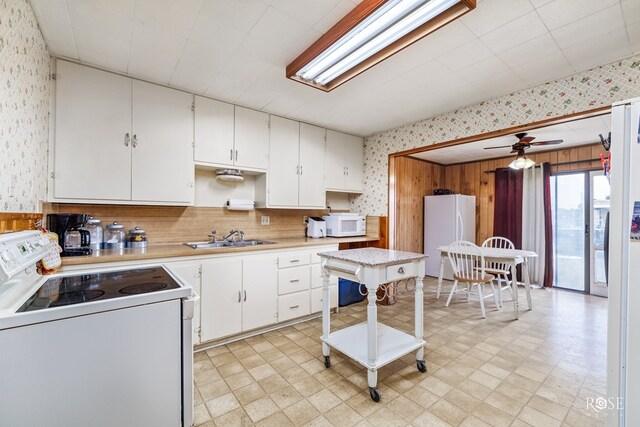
[183,239,275,249]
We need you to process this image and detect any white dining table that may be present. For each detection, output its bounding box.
[435,245,538,319]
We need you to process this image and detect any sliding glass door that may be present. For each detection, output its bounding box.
[550,170,610,295]
[551,173,587,291]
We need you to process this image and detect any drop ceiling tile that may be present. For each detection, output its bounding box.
[497,33,560,69]
[622,0,640,26]
[198,0,268,33]
[480,11,548,54]
[461,0,534,36]
[628,22,640,53]
[288,28,324,60]
[405,21,477,61]
[529,0,553,7]
[29,0,78,58]
[550,4,626,50]
[512,50,573,86]
[187,13,246,55]
[438,39,495,71]
[132,0,198,39]
[170,39,228,93]
[270,0,342,27]
[312,1,356,33]
[74,30,130,72]
[235,31,293,66]
[248,6,312,52]
[561,28,632,72]
[396,59,453,86]
[536,0,619,31]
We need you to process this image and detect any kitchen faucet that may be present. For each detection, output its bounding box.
[224,229,244,242]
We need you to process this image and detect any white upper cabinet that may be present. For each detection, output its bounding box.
[325,130,364,193]
[299,123,327,208]
[263,118,326,209]
[131,80,194,203]
[53,60,194,205]
[193,96,234,165]
[54,60,132,201]
[345,134,364,193]
[234,106,269,170]
[268,116,300,207]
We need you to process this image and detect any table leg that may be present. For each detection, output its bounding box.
[522,258,533,310]
[321,262,331,360]
[510,261,519,320]
[366,281,378,395]
[415,275,425,362]
[437,255,445,299]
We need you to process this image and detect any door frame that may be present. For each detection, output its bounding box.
[589,170,609,297]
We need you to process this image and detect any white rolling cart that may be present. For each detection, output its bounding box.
[318,248,427,402]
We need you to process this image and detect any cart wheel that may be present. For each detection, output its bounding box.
[369,387,381,402]
[417,360,427,373]
[323,356,331,368]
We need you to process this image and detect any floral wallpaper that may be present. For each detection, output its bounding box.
[0,0,50,212]
[353,55,640,216]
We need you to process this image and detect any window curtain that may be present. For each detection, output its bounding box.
[521,163,551,287]
[493,168,523,250]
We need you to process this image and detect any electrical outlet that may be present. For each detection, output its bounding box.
[303,216,308,224]
[261,216,270,225]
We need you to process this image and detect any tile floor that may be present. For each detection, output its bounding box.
[192,278,608,426]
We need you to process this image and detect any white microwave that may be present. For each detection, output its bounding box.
[322,214,366,237]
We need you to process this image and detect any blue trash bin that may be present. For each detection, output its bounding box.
[338,278,366,307]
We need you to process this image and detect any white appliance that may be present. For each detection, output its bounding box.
[323,213,366,237]
[424,194,476,279]
[306,216,327,238]
[608,97,640,427]
[0,230,197,427]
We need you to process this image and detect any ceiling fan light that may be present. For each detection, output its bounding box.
[509,156,535,170]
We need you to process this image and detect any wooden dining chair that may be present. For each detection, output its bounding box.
[445,241,499,318]
[481,237,514,307]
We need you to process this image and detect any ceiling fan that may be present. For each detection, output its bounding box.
[484,133,564,169]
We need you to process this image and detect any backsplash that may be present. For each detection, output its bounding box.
[0,0,50,212]
[354,54,640,215]
[43,204,379,244]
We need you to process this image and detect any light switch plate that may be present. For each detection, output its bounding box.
[261,216,270,225]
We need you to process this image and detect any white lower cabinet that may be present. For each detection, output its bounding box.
[242,256,279,331]
[200,258,243,342]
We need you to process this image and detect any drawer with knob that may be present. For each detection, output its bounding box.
[278,265,310,295]
[278,291,311,322]
[385,262,416,282]
[278,253,310,268]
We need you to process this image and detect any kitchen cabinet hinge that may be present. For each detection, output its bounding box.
[191,102,195,112]
[50,172,55,179]
[197,327,202,338]
[198,266,202,278]
[50,73,56,80]
[192,141,195,148]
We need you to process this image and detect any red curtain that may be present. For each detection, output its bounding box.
[542,163,554,287]
[493,168,523,249]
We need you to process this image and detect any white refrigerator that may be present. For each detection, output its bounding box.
[424,194,476,279]
[608,97,640,427]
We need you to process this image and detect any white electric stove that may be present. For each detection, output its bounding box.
[0,230,197,427]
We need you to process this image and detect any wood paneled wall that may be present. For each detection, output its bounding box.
[443,143,605,244]
[43,203,383,244]
[0,213,42,234]
[391,156,445,253]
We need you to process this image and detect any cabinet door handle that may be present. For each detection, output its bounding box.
[290,259,300,263]
[296,165,299,175]
[300,165,303,175]
[398,267,406,274]
[243,290,247,302]
[235,150,238,161]
[132,134,138,148]
[230,149,233,161]
[290,279,300,283]
[238,291,241,303]
[289,305,299,309]
[124,133,130,147]
[345,166,348,176]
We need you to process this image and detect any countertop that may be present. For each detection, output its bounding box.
[60,236,379,266]
[319,247,426,266]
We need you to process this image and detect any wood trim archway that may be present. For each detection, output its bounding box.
[387,105,611,250]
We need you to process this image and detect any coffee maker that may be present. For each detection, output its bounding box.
[47,214,93,256]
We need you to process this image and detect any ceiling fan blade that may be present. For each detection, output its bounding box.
[484,144,514,149]
[531,139,563,146]
[520,136,535,144]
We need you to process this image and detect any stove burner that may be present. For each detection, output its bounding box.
[50,290,105,306]
[119,282,169,295]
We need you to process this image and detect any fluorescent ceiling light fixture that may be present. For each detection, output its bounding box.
[509,155,536,170]
[286,0,476,92]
